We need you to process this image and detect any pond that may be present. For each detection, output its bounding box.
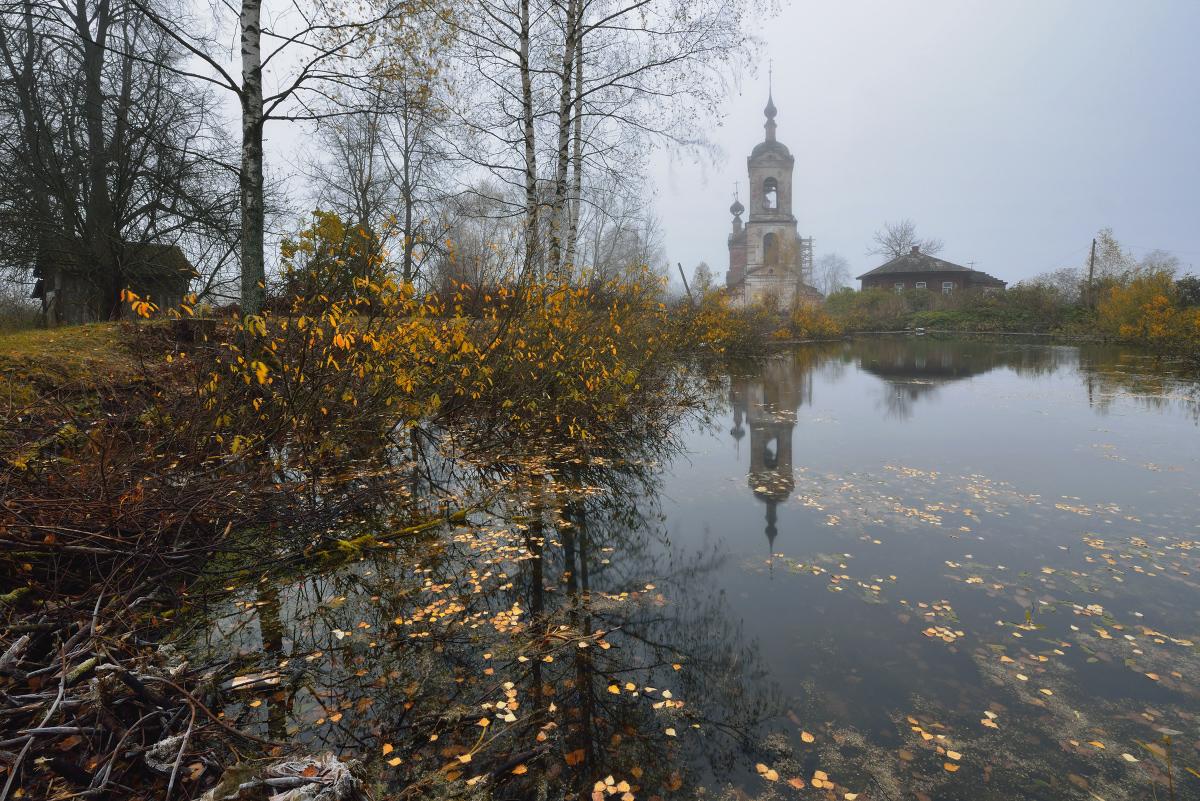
[188,337,1200,801]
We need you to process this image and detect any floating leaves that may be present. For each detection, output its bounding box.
[754,763,779,781]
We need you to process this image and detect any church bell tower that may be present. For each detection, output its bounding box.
[725,89,818,306]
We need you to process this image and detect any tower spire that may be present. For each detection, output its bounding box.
[764,63,777,142]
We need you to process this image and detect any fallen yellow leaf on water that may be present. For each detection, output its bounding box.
[1039,688,1053,696]
[764,769,779,781]
[755,763,769,774]
[382,743,394,755]
[845,794,858,800]
[944,762,960,773]
[1087,741,1105,749]
[801,731,815,743]
[946,750,962,760]
[814,770,829,782]
[787,778,806,789]
[511,764,528,775]
[1016,674,1029,681]
[1121,753,1138,763]
[664,728,676,737]
[1145,672,1160,681]
[607,684,620,694]
[387,757,402,767]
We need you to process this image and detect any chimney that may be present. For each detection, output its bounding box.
[910,245,920,254]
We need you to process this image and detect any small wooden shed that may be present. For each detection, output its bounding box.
[32,242,195,326]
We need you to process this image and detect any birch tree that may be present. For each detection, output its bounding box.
[453,0,754,283]
[130,0,414,313]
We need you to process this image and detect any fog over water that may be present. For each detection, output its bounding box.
[651,1,1200,287]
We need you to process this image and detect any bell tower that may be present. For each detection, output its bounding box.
[724,86,820,306]
[747,93,795,223]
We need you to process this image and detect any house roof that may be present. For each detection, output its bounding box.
[856,247,1005,285]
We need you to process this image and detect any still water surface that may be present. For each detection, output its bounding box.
[192,338,1200,800]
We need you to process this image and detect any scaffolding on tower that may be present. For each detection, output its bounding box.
[799,237,813,284]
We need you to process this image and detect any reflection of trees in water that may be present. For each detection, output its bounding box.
[853,338,1077,419]
[187,444,776,799]
[1077,345,1200,424]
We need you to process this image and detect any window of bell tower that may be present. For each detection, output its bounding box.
[763,177,778,210]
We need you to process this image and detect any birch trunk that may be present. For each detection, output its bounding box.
[547,0,578,274]
[239,0,266,314]
[519,0,540,281]
[563,37,583,276]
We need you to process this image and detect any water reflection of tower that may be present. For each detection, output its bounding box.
[730,356,812,551]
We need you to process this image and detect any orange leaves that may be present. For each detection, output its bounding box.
[754,763,779,781]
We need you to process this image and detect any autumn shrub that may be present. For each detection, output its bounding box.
[784,301,842,339]
[824,287,910,331]
[672,289,770,354]
[1097,270,1200,355]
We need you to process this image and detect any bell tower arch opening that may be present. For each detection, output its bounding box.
[762,177,778,210]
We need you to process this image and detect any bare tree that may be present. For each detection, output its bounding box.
[869,219,944,259]
[451,0,753,283]
[814,253,849,296]
[0,0,236,320]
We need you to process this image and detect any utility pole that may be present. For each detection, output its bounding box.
[1087,237,1097,309]
[677,262,694,306]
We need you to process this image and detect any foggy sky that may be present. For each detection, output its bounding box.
[651,1,1200,287]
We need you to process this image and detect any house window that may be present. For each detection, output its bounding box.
[915,281,926,289]
[942,281,954,294]
[894,282,905,293]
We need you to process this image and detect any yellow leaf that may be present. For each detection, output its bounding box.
[512,764,528,775]
[946,750,962,760]
[382,743,394,755]
[944,763,960,773]
[801,731,815,743]
[787,778,806,789]
[665,728,676,737]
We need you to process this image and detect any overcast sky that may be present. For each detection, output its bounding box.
[650,0,1200,286]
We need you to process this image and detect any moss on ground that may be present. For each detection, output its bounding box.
[0,323,137,406]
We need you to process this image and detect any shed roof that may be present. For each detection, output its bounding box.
[37,241,195,281]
